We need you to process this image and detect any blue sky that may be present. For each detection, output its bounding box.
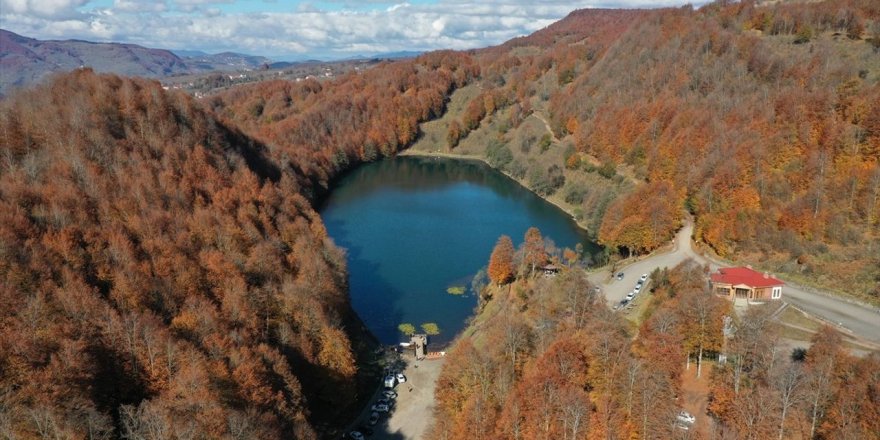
[1,0,701,60]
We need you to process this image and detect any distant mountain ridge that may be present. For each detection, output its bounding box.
[0,29,273,96]
[0,29,189,95]
[179,51,272,71]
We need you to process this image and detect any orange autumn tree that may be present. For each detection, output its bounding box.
[598,180,684,256]
[488,235,515,285]
[522,227,547,277]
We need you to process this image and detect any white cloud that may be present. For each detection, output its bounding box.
[0,0,90,19]
[387,3,409,12]
[113,0,167,13]
[0,0,702,58]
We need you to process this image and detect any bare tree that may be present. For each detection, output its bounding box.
[771,360,805,440]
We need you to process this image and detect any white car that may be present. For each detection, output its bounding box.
[371,403,390,413]
[634,284,641,293]
[640,273,648,282]
[349,431,365,440]
[383,374,396,388]
[677,411,696,425]
[396,372,407,384]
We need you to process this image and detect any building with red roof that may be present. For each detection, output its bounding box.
[710,266,784,301]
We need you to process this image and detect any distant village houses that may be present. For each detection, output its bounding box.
[710,266,784,301]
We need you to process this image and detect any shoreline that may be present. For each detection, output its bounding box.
[398,148,596,234]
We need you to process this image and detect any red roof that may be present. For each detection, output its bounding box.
[710,267,784,288]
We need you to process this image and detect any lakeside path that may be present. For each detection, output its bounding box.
[590,222,880,344]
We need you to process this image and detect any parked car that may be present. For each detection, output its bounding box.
[357,425,374,436]
[626,291,635,301]
[677,411,696,425]
[619,299,629,306]
[377,398,394,408]
[382,390,398,399]
[640,273,649,282]
[349,431,365,440]
[368,412,380,426]
[616,272,625,280]
[634,284,641,293]
[371,403,390,413]
[383,374,396,388]
[396,372,407,383]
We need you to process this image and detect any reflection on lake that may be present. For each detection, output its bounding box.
[319,156,599,345]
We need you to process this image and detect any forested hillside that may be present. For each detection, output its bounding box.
[427,2,880,438]
[0,70,363,438]
[430,0,880,298]
[430,241,880,439]
[2,0,879,438]
[0,50,477,437]
[207,51,478,198]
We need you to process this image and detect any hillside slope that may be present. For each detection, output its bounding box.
[429,2,880,439]
[0,49,478,438]
[0,70,358,439]
[421,1,880,300]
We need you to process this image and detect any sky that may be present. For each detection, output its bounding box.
[0,0,700,60]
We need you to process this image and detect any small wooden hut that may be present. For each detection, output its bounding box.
[411,334,427,360]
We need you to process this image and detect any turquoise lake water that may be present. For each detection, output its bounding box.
[319,156,599,345]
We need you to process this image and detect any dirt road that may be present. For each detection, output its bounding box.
[589,222,880,343]
[362,356,445,440]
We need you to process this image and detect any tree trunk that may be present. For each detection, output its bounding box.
[734,356,742,395]
[697,345,704,378]
[778,405,787,440]
[810,397,821,439]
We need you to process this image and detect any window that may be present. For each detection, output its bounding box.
[772,287,781,299]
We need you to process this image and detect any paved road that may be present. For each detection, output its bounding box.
[589,223,700,306]
[589,222,880,344]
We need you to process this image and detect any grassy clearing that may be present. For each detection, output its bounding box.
[777,306,821,332]
[775,306,879,355]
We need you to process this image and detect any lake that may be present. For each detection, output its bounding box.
[319,156,599,346]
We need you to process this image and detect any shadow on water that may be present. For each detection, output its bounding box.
[323,216,407,338]
[321,155,526,207]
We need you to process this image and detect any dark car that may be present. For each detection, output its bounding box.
[368,412,380,426]
[357,425,374,436]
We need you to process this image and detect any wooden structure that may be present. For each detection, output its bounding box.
[710,266,783,301]
[411,334,427,360]
[541,264,560,277]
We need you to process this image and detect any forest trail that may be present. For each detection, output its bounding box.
[530,112,559,142]
[680,362,714,437]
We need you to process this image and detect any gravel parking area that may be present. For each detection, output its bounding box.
[347,354,446,440]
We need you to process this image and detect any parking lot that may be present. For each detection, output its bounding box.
[344,352,446,440]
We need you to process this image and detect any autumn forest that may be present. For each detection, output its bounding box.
[1,0,879,438]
